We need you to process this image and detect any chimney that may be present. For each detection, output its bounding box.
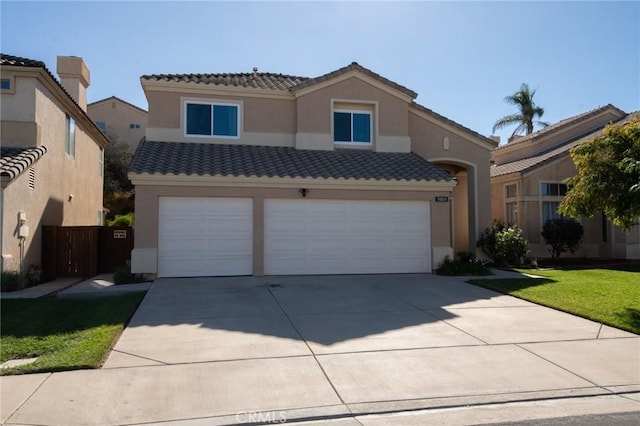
[56,56,90,111]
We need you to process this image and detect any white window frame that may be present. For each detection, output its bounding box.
[99,148,104,177]
[333,109,373,145]
[183,100,241,139]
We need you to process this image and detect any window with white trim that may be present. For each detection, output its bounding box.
[99,148,104,177]
[334,110,372,144]
[65,114,75,156]
[185,101,239,138]
[540,182,567,224]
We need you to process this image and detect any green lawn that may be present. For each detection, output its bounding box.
[1,293,145,375]
[469,265,640,334]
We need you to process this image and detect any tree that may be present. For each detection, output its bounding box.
[493,83,549,137]
[541,218,584,260]
[559,118,640,231]
[104,137,133,195]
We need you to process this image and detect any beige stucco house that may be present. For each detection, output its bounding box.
[129,62,497,277]
[0,54,109,273]
[491,104,640,259]
[88,96,147,150]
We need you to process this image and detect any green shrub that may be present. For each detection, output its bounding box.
[495,226,529,266]
[113,261,146,285]
[25,265,43,288]
[1,271,25,292]
[476,220,507,261]
[541,218,584,260]
[436,255,491,276]
[107,212,134,227]
[477,221,529,267]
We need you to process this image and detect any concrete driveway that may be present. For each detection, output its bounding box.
[3,273,639,425]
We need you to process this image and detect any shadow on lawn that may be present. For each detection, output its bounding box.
[616,308,640,332]
[0,293,145,339]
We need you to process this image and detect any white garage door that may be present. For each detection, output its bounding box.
[264,199,431,275]
[158,197,253,277]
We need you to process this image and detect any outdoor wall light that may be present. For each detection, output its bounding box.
[299,188,309,197]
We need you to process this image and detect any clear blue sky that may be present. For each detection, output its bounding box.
[2,1,639,143]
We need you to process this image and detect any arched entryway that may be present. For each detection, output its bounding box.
[431,159,478,258]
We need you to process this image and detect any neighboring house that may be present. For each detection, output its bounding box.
[0,54,109,273]
[491,104,640,259]
[129,62,497,277]
[88,96,147,150]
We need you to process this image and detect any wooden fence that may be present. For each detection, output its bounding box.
[42,226,134,281]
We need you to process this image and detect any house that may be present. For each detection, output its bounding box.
[491,104,640,259]
[0,54,109,273]
[129,62,497,277]
[88,96,147,150]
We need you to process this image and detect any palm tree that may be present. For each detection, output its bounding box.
[493,83,549,137]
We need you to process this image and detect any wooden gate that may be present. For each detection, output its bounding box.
[42,226,133,281]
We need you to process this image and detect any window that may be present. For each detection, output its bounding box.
[542,201,564,224]
[129,123,140,129]
[65,114,75,156]
[99,148,104,177]
[506,202,518,225]
[97,210,103,226]
[185,102,239,138]
[0,79,10,90]
[505,184,517,198]
[334,111,372,144]
[541,182,567,196]
[96,121,107,132]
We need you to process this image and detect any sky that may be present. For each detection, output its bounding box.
[1,1,639,144]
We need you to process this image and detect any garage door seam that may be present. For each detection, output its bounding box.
[264,285,352,412]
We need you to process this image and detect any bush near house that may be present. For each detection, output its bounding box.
[541,218,584,260]
[1,271,24,292]
[436,254,491,276]
[477,221,530,267]
[107,212,134,227]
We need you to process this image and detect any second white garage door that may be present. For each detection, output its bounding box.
[264,199,431,275]
[158,197,253,277]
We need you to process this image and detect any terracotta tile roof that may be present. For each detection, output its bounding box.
[0,146,47,181]
[141,62,418,98]
[494,104,626,151]
[491,111,638,177]
[141,71,309,91]
[292,62,418,99]
[130,140,453,183]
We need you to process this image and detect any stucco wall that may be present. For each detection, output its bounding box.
[1,78,104,272]
[88,99,147,150]
[409,110,493,251]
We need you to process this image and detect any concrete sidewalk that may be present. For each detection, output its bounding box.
[1,273,638,425]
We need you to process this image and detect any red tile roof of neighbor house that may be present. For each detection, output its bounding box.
[0,146,47,181]
[130,140,453,182]
[491,110,638,178]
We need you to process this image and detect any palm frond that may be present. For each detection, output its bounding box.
[492,114,524,133]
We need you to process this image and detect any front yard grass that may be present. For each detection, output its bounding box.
[1,292,145,375]
[469,265,640,334]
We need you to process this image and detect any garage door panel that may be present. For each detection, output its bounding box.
[264,199,431,275]
[158,197,253,277]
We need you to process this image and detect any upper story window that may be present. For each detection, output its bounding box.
[505,184,517,198]
[334,110,372,144]
[1,79,10,90]
[541,182,567,196]
[185,101,239,138]
[129,123,140,129]
[99,148,104,177]
[65,114,76,157]
[96,121,107,132]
